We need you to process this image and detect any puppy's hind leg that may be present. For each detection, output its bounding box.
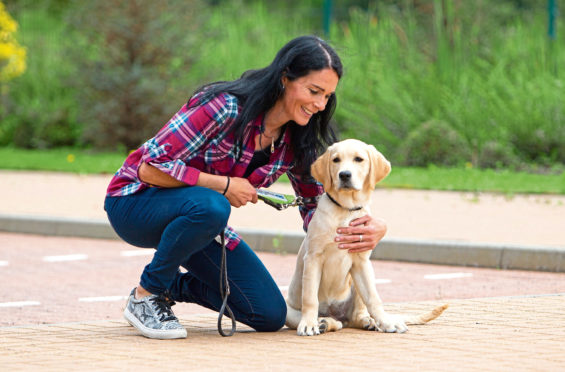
[318,317,343,333]
[347,289,377,331]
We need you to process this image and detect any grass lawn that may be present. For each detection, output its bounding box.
[0,147,125,174]
[1,147,564,195]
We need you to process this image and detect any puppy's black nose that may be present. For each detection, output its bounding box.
[339,171,352,182]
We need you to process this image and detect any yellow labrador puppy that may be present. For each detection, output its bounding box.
[286,139,447,336]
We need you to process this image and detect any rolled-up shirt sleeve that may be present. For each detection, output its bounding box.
[140,93,239,186]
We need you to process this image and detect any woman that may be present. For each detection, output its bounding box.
[104,35,387,339]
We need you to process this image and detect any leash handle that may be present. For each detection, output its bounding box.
[257,189,319,210]
[256,189,296,210]
[218,230,236,337]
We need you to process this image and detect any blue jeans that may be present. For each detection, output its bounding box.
[104,186,286,332]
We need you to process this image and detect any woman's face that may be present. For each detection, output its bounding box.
[280,68,339,126]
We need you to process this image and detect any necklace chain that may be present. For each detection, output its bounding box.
[262,130,277,139]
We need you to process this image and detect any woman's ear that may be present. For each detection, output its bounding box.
[311,149,332,190]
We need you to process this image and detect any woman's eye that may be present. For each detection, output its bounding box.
[332,157,341,163]
[309,89,319,95]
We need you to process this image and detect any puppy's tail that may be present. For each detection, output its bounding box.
[403,304,449,325]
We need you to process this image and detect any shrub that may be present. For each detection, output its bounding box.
[9,106,77,148]
[397,119,471,167]
[511,126,565,165]
[67,0,204,151]
[477,140,520,169]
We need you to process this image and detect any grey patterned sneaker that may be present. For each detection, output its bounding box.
[123,288,187,339]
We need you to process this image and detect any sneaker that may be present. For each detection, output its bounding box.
[123,288,187,339]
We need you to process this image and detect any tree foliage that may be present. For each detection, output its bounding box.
[68,0,204,151]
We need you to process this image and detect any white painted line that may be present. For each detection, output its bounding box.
[43,254,88,262]
[0,260,8,267]
[0,301,41,308]
[120,250,154,257]
[424,273,473,280]
[78,296,128,303]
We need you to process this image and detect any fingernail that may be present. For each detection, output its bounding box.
[338,244,344,249]
[335,237,341,242]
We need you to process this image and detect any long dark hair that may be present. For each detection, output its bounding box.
[195,35,342,175]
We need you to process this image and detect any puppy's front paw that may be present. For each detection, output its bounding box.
[297,317,321,336]
[375,313,408,333]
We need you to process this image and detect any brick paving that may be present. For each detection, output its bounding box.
[2,170,565,370]
[2,232,565,327]
[2,295,564,370]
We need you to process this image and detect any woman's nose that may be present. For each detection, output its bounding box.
[314,97,326,111]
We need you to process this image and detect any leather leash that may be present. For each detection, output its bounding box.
[217,230,236,336]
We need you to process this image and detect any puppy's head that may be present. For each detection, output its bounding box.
[311,139,391,195]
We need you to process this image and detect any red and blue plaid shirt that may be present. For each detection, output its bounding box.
[106,92,323,249]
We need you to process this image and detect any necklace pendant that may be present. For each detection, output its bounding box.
[270,137,275,153]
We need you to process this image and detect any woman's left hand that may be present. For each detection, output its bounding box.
[335,215,387,253]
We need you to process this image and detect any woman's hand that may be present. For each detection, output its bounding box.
[335,215,387,253]
[225,177,258,208]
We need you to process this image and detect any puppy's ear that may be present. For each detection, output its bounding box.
[311,149,332,190]
[367,144,391,188]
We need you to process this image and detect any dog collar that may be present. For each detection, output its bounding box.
[326,192,363,212]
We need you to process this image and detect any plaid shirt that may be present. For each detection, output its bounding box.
[106,92,323,250]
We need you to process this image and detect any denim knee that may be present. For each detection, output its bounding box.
[251,294,287,332]
[185,190,231,234]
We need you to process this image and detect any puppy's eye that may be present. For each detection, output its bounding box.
[332,157,341,163]
[354,157,364,162]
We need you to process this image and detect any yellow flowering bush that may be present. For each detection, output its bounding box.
[0,1,26,82]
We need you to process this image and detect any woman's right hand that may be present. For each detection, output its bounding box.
[225,177,258,207]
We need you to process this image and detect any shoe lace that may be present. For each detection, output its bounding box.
[150,293,177,322]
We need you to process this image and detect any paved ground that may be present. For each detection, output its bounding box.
[2,295,565,371]
[2,232,565,327]
[1,170,565,370]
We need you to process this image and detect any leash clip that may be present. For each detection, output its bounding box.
[290,196,304,208]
